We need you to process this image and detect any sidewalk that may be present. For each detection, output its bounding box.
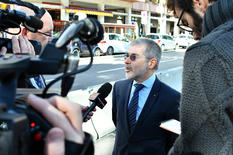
[94,131,116,155]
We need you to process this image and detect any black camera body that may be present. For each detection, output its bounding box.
[0,108,30,155]
[0,44,65,155]
[0,100,52,155]
[0,0,102,154]
[0,38,41,55]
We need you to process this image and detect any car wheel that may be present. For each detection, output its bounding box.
[161,45,165,51]
[107,47,114,55]
[94,48,101,56]
[72,46,82,56]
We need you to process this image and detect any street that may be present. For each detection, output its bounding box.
[44,48,185,91]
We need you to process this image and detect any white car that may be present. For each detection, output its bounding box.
[98,33,130,55]
[175,34,197,48]
[145,33,176,51]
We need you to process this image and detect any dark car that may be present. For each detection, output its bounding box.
[72,39,103,57]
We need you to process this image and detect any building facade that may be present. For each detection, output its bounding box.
[10,0,182,39]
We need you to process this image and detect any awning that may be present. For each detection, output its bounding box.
[66,8,113,17]
[0,3,7,9]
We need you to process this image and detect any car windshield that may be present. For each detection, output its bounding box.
[146,35,159,39]
[109,34,120,40]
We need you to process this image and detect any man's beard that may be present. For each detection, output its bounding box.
[125,64,149,81]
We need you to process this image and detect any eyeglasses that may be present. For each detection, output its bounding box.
[124,53,138,61]
[124,53,147,61]
[177,9,193,32]
[37,31,53,37]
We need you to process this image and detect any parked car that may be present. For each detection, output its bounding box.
[175,34,197,48]
[98,33,130,55]
[145,33,176,51]
[72,39,103,57]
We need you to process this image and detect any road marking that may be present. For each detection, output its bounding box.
[160,58,178,63]
[69,66,183,94]
[97,67,125,73]
[157,66,183,75]
[97,58,179,74]
[46,58,180,82]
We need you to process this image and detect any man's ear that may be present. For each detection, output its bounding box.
[148,58,157,70]
[193,0,209,16]
[21,27,27,37]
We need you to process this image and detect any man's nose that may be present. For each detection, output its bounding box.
[124,56,130,64]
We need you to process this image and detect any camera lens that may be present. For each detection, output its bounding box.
[0,38,13,53]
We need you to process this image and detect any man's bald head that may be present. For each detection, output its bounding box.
[16,6,54,49]
[15,5,35,16]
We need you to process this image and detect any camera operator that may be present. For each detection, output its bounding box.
[17,6,53,89]
[16,6,53,50]
[27,94,94,155]
[2,6,54,89]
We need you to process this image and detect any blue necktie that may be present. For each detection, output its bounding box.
[128,83,144,132]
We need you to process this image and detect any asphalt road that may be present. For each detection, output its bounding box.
[44,49,185,91]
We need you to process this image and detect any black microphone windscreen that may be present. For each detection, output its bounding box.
[27,16,43,30]
[88,18,104,45]
[97,82,112,99]
[56,22,84,48]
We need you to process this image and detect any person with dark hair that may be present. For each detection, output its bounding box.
[112,38,180,155]
[166,0,233,154]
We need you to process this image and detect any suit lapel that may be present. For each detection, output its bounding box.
[122,80,133,135]
[134,77,161,129]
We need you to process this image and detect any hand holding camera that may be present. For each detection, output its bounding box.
[28,94,85,154]
[11,35,35,55]
[0,35,35,55]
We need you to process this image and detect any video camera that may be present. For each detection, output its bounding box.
[0,0,103,155]
[0,1,45,54]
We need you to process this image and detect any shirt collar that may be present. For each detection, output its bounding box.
[133,72,156,88]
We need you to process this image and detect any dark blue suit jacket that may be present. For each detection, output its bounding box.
[112,77,180,155]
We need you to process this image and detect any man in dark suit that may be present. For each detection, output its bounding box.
[112,38,180,155]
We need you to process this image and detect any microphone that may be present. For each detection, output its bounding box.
[60,21,80,97]
[60,48,80,97]
[55,17,104,48]
[82,82,112,121]
[23,15,43,32]
[2,9,43,31]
